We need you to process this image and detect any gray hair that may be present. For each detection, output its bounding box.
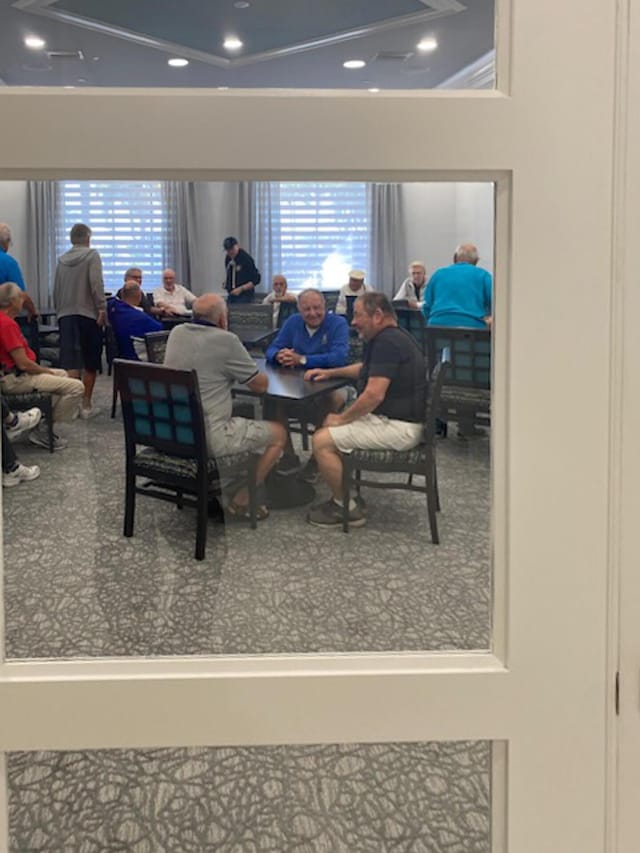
[454,244,479,264]
[122,281,141,299]
[192,293,226,325]
[124,267,142,281]
[0,282,22,309]
[0,223,11,245]
[297,288,325,305]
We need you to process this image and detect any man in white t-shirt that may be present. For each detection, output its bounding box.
[335,270,372,315]
[393,261,427,309]
[152,268,196,315]
[262,274,297,328]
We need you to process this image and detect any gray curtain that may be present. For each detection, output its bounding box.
[250,182,281,293]
[25,181,58,309]
[164,181,253,295]
[369,183,405,297]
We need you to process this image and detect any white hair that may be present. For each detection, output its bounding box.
[0,282,22,308]
[0,223,12,245]
[454,244,479,264]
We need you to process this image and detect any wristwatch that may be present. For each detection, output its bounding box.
[300,355,307,366]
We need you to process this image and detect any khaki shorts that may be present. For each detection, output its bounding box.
[208,417,273,459]
[328,413,423,454]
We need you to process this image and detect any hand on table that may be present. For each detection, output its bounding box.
[276,348,304,368]
[304,368,330,382]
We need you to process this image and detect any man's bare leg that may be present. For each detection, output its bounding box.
[311,427,345,501]
[231,422,287,509]
[82,369,97,409]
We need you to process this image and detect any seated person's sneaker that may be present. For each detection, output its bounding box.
[307,498,366,528]
[277,452,300,475]
[28,424,68,451]
[297,456,319,483]
[2,462,40,488]
[5,407,42,441]
[79,405,100,420]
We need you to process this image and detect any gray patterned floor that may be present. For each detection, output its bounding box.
[8,742,491,852]
[3,375,491,658]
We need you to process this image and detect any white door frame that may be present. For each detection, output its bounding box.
[0,0,624,849]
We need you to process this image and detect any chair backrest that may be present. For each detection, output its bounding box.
[228,303,273,330]
[395,308,426,355]
[322,290,340,313]
[145,330,171,363]
[393,298,412,310]
[114,359,209,464]
[344,294,358,325]
[425,326,491,389]
[424,359,450,444]
[277,300,298,327]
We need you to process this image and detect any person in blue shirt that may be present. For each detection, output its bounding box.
[108,281,163,360]
[422,244,492,329]
[0,223,38,318]
[265,288,349,475]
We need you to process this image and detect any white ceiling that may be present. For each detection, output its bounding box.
[0,0,495,89]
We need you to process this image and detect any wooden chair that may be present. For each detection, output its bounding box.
[395,308,427,357]
[425,326,491,434]
[340,360,449,543]
[144,330,171,364]
[114,360,259,561]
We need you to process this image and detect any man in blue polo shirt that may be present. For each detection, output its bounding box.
[108,281,163,360]
[265,288,349,474]
[0,223,37,318]
[422,243,492,329]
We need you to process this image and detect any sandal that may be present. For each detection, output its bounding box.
[226,500,269,522]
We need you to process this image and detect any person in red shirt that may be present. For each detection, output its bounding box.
[0,282,83,450]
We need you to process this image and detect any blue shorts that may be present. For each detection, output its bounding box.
[58,315,103,371]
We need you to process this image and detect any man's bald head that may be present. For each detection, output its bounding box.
[454,243,479,265]
[122,281,142,306]
[192,293,226,327]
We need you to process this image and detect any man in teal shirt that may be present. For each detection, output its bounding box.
[0,223,37,318]
[422,243,492,328]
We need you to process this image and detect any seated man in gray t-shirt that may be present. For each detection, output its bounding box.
[164,294,286,521]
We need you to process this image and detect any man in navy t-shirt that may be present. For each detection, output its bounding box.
[305,292,426,528]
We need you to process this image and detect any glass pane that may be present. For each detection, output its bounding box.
[1,179,493,658]
[7,741,495,851]
[1,1,495,90]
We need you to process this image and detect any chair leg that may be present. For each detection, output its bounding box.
[248,456,258,530]
[111,377,118,419]
[426,459,439,545]
[434,462,441,512]
[124,469,136,537]
[342,456,351,533]
[195,486,208,560]
[45,399,54,453]
[176,491,184,509]
[301,421,309,452]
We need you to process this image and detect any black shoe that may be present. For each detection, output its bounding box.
[277,453,301,475]
[297,457,319,484]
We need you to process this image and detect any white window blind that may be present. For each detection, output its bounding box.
[55,181,171,292]
[253,182,370,290]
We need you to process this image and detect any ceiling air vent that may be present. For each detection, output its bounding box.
[47,50,85,60]
[372,51,413,64]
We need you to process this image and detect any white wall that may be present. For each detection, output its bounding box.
[402,182,494,281]
[0,181,28,269]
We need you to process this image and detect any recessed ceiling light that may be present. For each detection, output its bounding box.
[417,37,438,52]
[368,87,380,93]
[168,57,189,67]
[77,77,87,83]
[24,35,46,50]
[223,37,243,51]
[343,59,366,70]
[217,86,230,91]
[92,56,100,62]
[234,1,250,7]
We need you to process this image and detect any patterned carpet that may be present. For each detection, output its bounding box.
[3,374,491,659]
[8,742,492,852]
[4,375,492,850]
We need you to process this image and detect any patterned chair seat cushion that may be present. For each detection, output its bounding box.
[135,447,251,480]
[3,390,52,408]
[441,387,490,408]
[350,444,427,466]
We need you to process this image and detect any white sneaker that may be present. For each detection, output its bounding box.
[3,463,41,487]
[79,405,100,420]
[5,408,42,441]
[28,425,68,451]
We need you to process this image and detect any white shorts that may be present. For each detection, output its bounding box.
[328,413,423,454]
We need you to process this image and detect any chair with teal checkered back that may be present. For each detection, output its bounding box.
[114,359,258,560]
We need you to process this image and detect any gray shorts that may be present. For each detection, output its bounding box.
[208,417,272,459]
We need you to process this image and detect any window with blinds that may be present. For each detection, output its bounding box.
[55,182,170,292]
[253,182,370,290]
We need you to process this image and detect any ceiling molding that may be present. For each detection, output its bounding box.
[12,0,467,70]
[437,50,495,89]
